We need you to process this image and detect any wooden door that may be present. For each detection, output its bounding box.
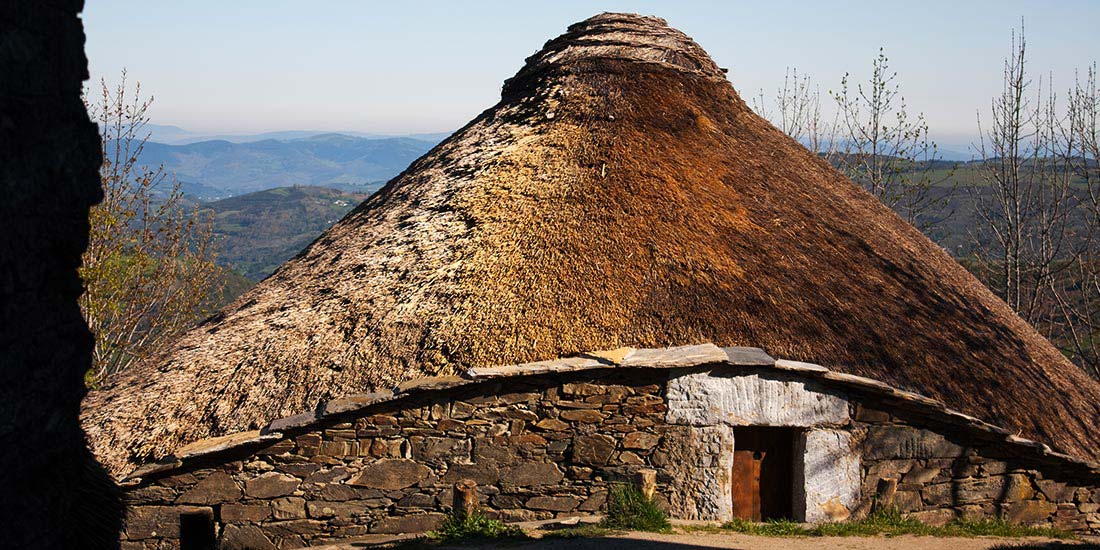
[731,449,764,520]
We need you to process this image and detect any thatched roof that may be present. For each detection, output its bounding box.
[84,13,1100,477]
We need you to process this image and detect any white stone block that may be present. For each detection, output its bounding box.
[796,429,861,523]
[666,371,849,428]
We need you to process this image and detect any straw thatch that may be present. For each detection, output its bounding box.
[83,13,1100,477]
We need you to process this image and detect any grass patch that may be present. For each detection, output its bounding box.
[428,509,527,544]
[716,509,1076,539]
[540,525,618,539]
[600,483,671,532]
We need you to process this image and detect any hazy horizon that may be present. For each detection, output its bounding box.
[85,1,1100,148]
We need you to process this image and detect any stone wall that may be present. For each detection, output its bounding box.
[852,402,1100,532]
[123,370,679,549]
[1,1,122,548]
[120,363,1100,549]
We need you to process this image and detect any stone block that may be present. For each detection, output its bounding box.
[124,505,180,539]
[306,500,372,519]
[126,485,176,505]
[1037,479,1076,502]
[176,472,241,504]
[397,493,436,508]
[667,371,848,427]
[245,473,301,499]
[221,503,271,523]
[273,497,307,520]
[921,482,952,505]
[622,432,660,450]
[866,460,913,482]
[442,462,501,485]
[573,434,616,466]
[410,436,471,464]
[295,434,322,454]
[560,409,606,423]
[277,463,321,478]
[526,495,582,511]
[562,383,607,396]
[863,426,963,459]
[797,430,860,523]
[262,519,327,537]
[579,491,607,511]
[451,401,477,419]
[305,466,350,484]
[1005,500,1057,524]
[901,466,940,485]
[1003,474,1036,501]
[906,508,955,527]
[507,462,565,486]
[894,491,923,512]
[311,483,366,501]
[853,404,892,423]
[473,438,517,463]
[369,438,405,458]
[535,418,569,431]
[956,476,1006,502]
[220,524,276,550]
[349,459,431,490]
[956,503,994,520]
[372,513,446,534]
[319,440,349,457]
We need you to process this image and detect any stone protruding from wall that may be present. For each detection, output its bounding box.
[0,1,122,549]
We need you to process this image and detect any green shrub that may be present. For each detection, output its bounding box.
[600,483,671,532]
[429,509,526,543]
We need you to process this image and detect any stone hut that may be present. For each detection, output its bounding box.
[82,13,1100,549]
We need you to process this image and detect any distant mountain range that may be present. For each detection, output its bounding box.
[143,123,453,146]
[136,132,439,200]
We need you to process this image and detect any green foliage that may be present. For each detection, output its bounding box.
[429,510,526,543]
[540,525,617,539]
[716,509,1075,539]
[600,483,671,532]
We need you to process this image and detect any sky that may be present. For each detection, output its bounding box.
[84,1,1100,147]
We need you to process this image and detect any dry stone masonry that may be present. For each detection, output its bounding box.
[117,345,1100,549]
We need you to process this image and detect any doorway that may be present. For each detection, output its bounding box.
[731,427,796,520]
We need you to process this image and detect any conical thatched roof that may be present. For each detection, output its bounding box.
[84,13,1100,476]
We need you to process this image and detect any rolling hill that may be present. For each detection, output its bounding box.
[204,186,370,280]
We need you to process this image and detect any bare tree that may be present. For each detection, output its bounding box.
[752,67,836,155]
[1052,64,1100,376]
[832,49,952,230]
[80,72,223,385]
[971,24,1081,330]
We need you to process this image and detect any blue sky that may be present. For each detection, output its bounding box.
[84,1,1100,146]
